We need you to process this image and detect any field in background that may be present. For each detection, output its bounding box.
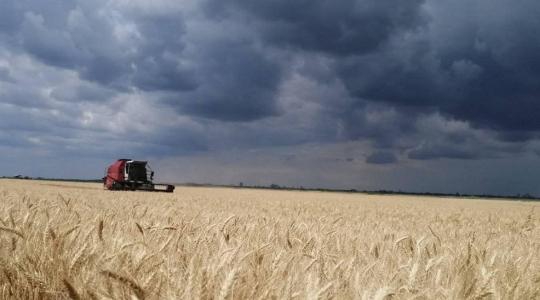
[0,179,538,299]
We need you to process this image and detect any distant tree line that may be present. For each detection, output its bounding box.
[232,183,539,201]
[1,176,538,201]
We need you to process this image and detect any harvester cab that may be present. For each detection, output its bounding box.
[103,159,175,193]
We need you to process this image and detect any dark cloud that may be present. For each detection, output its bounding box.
[1,0,540,194]
[50,82,116,103]
[2,1,196,92]
[2,0,281,122]
[141,131,209,156]
[20,11,83,69]
[132,60,197,92]
[3,0,539,131]
[366,151,398,164]
[138,12,283,122]
[197,0,428,122]
[131,14,198,92]
[214,0,427,56]
[407,144,478,160]
[0,2,20,33]
[337,0,540,133]
[496,131,537,143]
[164,39,283,122]
[339,104,418,148]
[0,87,52,109]
[0,66,14,82]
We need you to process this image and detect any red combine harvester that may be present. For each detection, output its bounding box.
[103,159,175,193]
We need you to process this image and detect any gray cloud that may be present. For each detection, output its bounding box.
[408,144,479,160]
[1,0,540,195]
[366,151,398,164]
[0,66,14,82]
[209,0,427,56]
[337,0,540,132]
[50,82,116,103]
[164,38,283,121]
[4,1,195,92]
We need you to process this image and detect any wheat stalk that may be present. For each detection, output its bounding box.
[218,268,238,300]
[0,226,24,238]
[101,270,146,300]
[63,279,81,300]
[0,180,538,299]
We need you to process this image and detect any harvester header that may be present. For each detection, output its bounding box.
[103,159,175,193]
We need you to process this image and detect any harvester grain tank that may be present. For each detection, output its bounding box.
[103,159,175,192]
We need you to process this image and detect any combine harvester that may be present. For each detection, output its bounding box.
[103,159,175,193]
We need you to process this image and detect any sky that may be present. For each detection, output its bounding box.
[1,0,540,196]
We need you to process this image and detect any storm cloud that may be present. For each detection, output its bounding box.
[366,151,398,164]
[207,0,426,55]
[337,0,540,132]
[1,0,540,194]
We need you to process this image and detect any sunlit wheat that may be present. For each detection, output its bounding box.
[0,179,538,299]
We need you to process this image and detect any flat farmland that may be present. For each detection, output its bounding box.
[0,179,539,299]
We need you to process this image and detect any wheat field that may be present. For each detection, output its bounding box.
[0,179,538,299]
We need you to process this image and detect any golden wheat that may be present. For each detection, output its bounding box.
[0,179,538,299]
